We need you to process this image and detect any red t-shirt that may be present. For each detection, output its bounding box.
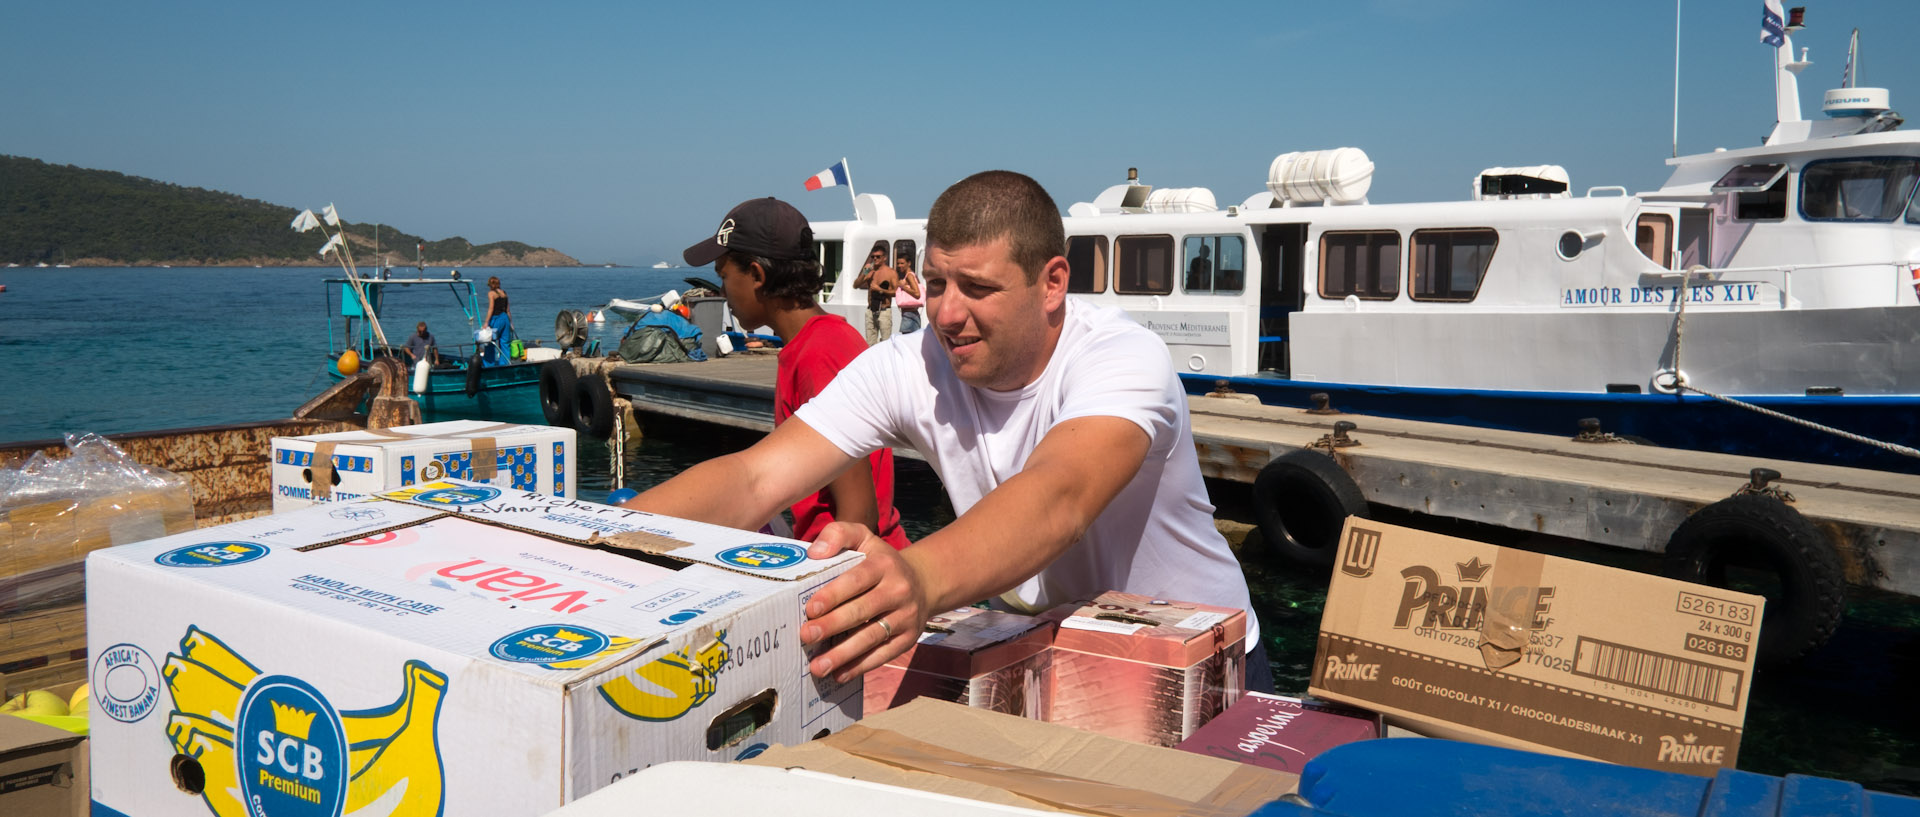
[776,315,911,549]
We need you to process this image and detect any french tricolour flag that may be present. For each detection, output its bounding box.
[805,160,849,191]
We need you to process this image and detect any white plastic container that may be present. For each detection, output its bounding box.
[1143,187,1218,214]
[1267,148,1374,205]
[413,360,431,393]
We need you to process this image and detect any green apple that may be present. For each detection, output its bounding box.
[69,684,91,715]
[0,693,24,713]
[20,690,69,717]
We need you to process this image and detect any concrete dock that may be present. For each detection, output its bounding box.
[605,357,1920,598]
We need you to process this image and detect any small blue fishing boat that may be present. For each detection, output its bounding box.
[322,275,549,415]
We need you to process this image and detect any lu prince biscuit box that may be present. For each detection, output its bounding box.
[85,480,862,817]
[1309,519,1763,775]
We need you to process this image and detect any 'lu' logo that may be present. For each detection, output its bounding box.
[1340,528,1381,578]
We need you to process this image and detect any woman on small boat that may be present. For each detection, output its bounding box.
[483,275,516,365]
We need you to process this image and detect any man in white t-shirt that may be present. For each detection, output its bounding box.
[623,171,1268,692]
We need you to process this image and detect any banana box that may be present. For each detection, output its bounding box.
[270,420,576,512]
[85,480,863,817]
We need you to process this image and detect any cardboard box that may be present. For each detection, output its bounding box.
[864,607,1055,718]
[85,480,861,817]
[270,420,576,512]
[746,698,1297,817]
[1309,519,1763,775]
[1174,692,1382,774]
[0,715,86,817]
[1047,591,1247,746]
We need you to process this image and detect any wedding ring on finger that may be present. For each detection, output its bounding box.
[875,619,893,639]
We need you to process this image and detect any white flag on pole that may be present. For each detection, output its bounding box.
[318,233,344,257]
[291,209,321,233]
[323,203,341,227]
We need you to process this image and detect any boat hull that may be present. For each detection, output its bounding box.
[328,359,544,416]
[1183,373,1920,475]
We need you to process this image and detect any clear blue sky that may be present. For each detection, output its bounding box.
[5,1,1917,265]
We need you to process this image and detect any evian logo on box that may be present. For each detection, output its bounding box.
[1657,733,1727,765]
[1322,652,1381,681]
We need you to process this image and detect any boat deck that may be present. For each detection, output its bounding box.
[607,357,1920,597]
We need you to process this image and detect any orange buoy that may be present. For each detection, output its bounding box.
[338,350,362,375]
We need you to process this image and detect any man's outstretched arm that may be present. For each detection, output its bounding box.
[619,418,858,531]
[798,414,1150,681]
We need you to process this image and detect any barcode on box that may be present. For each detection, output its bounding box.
[1571,637,1744,710]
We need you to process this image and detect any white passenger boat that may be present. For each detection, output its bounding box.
[806,16,1920,473]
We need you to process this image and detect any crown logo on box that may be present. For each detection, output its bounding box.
[1456,556,1492,583]
[270,702,317,740]
[552,629,591,643]
[1683,733,1698,744]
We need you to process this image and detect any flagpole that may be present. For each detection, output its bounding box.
[842,157,857,214]
[325,208,391,350]
[1672,0,1682,158]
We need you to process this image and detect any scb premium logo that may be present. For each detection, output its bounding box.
[155,541,268,569]
[413,485,502,505]
[162,627,450,817]
[717,543,806,570]
[492,624,611,665]
[237,676,348,816]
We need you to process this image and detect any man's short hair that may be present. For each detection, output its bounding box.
[927,170,1064,284]
[723,250,822,307]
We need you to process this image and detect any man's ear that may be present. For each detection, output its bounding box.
[1040,255,1070,311]
[747,261,769,293]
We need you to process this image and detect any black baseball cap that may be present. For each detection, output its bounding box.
[683,197,815,267]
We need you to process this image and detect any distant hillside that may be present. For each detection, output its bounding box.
[0,155,579,267]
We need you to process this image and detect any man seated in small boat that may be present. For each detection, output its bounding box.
[622,170,1270,693]
[679,196,909,550]
[405,322,439,368]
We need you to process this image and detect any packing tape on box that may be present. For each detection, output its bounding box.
[594,528,696,555]
[1479,548,1546,670]
[822,724,1248,817]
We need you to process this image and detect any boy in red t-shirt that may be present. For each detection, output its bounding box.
[680,198,910,549]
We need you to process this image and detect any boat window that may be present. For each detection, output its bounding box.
[1318,230,1400,300]
[1067,235,1108,293]
[1634,214,1674,268]
[1410,229,1496,302]
[1800,157,1920,222]
[1733,175,1788,221]
[1115,235,1175,295]
[1182,235,1246,295]
[1711,163,1787,193]
[814,240,843,288]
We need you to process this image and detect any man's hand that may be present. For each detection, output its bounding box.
[800,521,930,682]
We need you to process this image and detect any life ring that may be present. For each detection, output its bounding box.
[465,354,484,397]
[1251,448,1369,567]
[538,360,577,427]
[573,375,616,439]
[1663,494,1845,664]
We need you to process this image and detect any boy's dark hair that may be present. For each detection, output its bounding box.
[927,170,1064,284]
[723,250,822,307]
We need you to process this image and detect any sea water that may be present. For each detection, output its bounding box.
[0,266,1913,792]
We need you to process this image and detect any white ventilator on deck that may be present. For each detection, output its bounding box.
[412,360,430,393]
[1472,165,1571,200]
[1143,187,1218,213]
[1267,148,1374,205]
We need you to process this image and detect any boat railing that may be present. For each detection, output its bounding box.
[1645,258,1915,305]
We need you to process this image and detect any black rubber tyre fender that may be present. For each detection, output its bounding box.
[572,375,616,439]
[1252,448,1369,567]
[464,353,484,397]
[1663,493,1845,665]
[538,360,577,427]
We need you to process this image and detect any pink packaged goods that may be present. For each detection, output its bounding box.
[1047,591,1247,746]
[864,607,1056,718]
[1175,692,1383,773]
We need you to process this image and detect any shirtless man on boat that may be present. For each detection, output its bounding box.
[622,171,1268,692]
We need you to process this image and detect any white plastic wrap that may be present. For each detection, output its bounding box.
[1,433,195,617]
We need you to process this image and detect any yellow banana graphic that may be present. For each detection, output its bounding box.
[597,631,730,722]
[161,627,448,817]
[342,660,448,817]
[543,635,644,671]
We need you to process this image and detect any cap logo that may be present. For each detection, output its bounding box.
[716,218,735,247]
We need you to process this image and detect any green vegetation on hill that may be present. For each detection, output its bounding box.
[0,155,577,266]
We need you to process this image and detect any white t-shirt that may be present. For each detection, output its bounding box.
[795,297,1257,645]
